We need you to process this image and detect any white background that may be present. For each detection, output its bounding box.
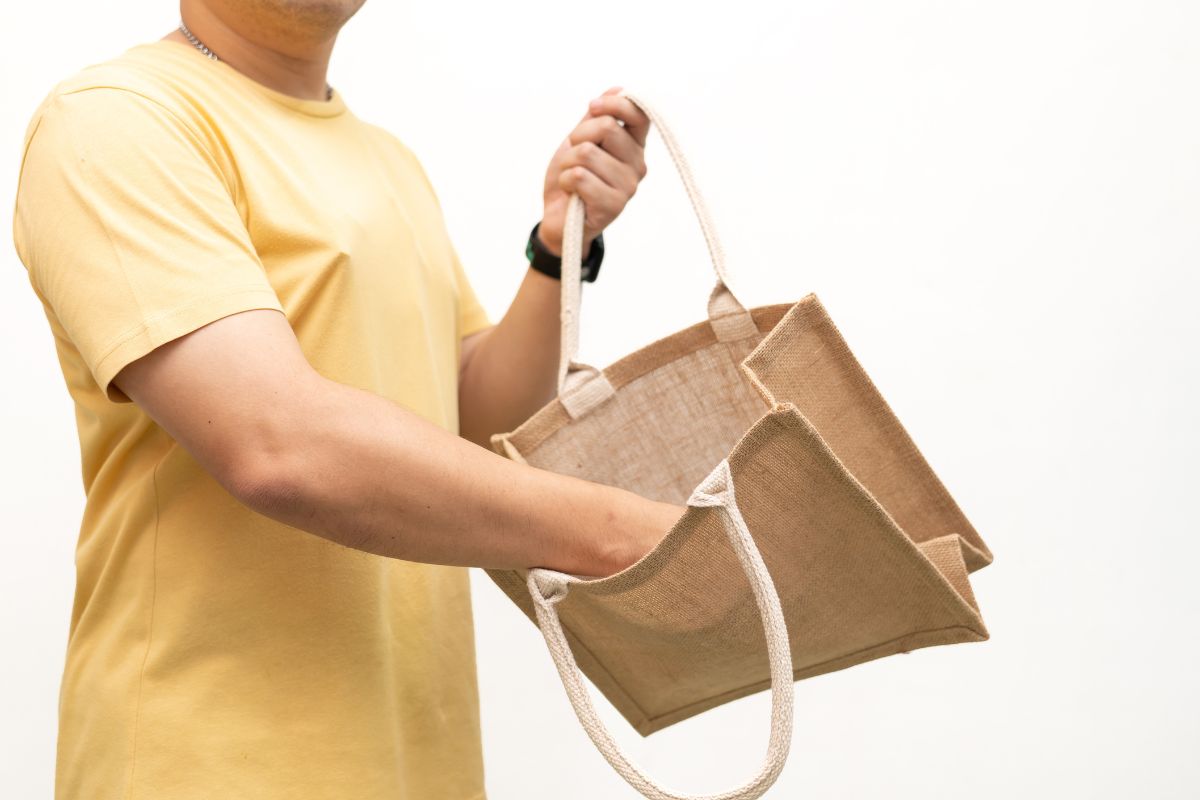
[2,1,1198,797]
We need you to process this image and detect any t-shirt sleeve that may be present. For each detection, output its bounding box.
[12,87,285,403]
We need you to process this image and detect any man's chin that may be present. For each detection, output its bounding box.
[209,0,369,44]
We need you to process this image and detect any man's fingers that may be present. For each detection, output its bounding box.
[586,93,650,147]
[557,165,625,227]
[543,88,648,231]
[566,115,647,177]
[567,114,632,148]
[560,141,640,196]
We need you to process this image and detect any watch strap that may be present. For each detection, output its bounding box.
[527,221,604,282]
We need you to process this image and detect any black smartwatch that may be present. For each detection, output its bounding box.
[526,221,604,282]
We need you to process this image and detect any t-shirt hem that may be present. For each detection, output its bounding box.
[93,285,285,402]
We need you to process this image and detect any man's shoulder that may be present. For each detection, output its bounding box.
[39,42,195,117]
[19,42,229,173]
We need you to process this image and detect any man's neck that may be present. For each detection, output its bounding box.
[166,2,335,102]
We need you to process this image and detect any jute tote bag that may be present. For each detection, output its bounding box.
[487,91,993,799]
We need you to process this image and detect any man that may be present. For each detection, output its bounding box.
[12,1,683,797]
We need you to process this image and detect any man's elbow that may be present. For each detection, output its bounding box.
[218,438,310,519]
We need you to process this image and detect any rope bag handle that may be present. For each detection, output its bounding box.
[527,459,795,800]
[556,91,760,418]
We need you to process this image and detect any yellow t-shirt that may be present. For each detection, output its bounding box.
[13,39,493,800]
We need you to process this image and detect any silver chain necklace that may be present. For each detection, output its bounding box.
[178,20,333,102]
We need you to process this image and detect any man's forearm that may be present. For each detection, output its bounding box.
[458,265,564,447]
[239,369,680,576]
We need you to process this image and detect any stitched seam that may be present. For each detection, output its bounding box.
[644,623,985,728]
[123,444,166,799]
[91,284,278,367]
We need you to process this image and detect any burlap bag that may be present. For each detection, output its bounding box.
[487,91,992,800]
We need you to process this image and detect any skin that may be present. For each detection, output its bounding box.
[121,0,681,577]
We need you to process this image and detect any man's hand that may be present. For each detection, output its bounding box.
[536,86,650,256]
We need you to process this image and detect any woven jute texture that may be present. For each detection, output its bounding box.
[488,91,992,799]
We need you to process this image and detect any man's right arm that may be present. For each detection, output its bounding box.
[114,307,681,576]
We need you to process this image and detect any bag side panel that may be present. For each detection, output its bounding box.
[743,297,993,570]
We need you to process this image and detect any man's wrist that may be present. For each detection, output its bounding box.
[527,221,604,282]
[580,486,681,578]
[536,227,597,259]
[536,225,563,257]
